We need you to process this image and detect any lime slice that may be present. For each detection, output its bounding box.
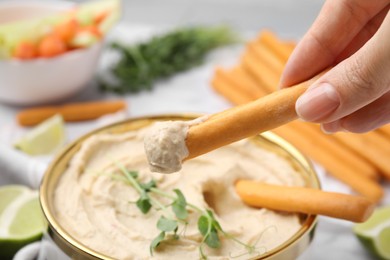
[14,114,66,155]
[354,206,390,260]
[0,185,47,259]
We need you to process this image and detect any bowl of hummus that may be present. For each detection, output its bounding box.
[40,114,319,260]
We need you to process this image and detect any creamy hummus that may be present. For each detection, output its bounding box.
[54,126,306,260]
[144,120,189,174]
[144,117,207,174]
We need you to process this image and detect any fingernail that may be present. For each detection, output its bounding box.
[296,83,340,121]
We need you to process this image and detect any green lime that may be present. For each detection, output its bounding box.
[14,114,66,155]
[354,206,390,260]
[0,185,47,259]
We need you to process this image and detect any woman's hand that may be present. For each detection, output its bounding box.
[280,0,390,133]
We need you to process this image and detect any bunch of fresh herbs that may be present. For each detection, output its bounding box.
[100,26,239,93]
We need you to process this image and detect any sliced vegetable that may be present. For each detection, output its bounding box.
[53,19,79,43]
[13,41,37,60]
[38,35,67,58]
[0,0,120,59]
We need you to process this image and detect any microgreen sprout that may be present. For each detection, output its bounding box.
[113,163,261,259]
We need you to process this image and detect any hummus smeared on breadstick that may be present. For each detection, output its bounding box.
[144,72,324,174]
[144,116,208,173]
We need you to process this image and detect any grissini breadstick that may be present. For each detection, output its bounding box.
[377,124,390,138]
[247,42,285,74]
[235,180,375,223]
[17,100,127,126]
[185,67,320,163]
[144,73,319,174]
[215,52,379,182]
[241,52,278,93]
[185,75,318,160]
[272,124,384,202]
[245,37,381,182]
[232,66,269,97]
[333,131,390,180]
[215,67,265,99]
[211,76,253,105]
[234,55,381,183]
[292,123,380,181]
[256,30,295,63]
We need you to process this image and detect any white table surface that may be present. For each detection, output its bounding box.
[1,1,389,259]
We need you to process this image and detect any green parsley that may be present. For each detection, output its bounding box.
[100,26,239,93]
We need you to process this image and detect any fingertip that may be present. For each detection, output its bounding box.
[279,50,299,88]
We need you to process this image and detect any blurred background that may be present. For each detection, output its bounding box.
[71,0,323,34]
[1,1,385,260]
[0,0,324,123]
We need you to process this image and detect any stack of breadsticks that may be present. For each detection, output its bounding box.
[211,30,389,204]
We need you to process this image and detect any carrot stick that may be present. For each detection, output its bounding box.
[17,100,127,126]
[291,122,380,181]
[13,41,37,60]
[38,35,67,58]
[211,76,253,105]
[272,124,384,202]
[235,180,375,222]
[94,9,111,24]
[256,30,295,63]
[53,19,78,43]
[332,132,390,180]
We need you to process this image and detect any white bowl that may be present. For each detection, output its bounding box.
[0,1,104,106]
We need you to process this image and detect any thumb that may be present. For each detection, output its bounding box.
[295,13,390,124]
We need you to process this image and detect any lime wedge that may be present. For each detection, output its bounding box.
[0,185,47,259]
[14,114,66,155]
[354,206,390,260]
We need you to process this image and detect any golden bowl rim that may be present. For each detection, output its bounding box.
[40,113,320,259]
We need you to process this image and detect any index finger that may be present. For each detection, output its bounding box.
[279,0,389,87]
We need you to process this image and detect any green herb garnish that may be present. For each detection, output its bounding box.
[100,26,239,93]
[113,162,261,259]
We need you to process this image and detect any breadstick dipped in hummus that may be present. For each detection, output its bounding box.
[144,73,320,174]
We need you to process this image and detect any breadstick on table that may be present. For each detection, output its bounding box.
[211,76,253,105]
[256,30,296,63]
[241,51,279,93]
[231,66,269,97]
[292,122,380,181]
[235,180,375,223]
[247,41,285,74]
[272,124,384,202]
[213,62,382,182]
[215,67,265,99]
[333,131,390,180]
[377,124,390,138]
[214,56,379,182]
[17,100,127,126]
